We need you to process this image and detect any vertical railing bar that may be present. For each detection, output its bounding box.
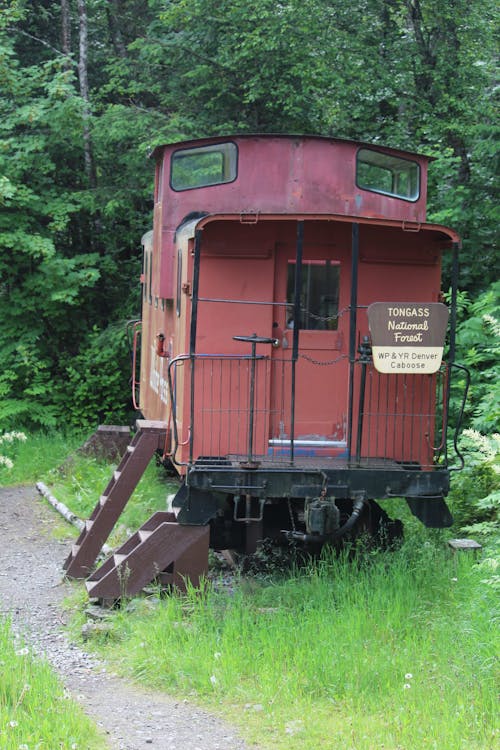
[429,372,435,467]
[443,242,459,467]
[290,220,304,465]
[188,230,202,465]
[375,370,381,458]
[384,371,390,461]
[264,359,270,461]
[392,374,398,461]
[215,359,220,457]
[228,359,233,456]
[424,374,430,467]
[401,374,407,462]
[409,374,416,464]
[238,360,242,457]
[347,223,360,463]
[200,359,205,457]
[280,358,286,457]
[367,366,373,460]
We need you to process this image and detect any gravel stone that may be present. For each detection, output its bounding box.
[0,485,256,750]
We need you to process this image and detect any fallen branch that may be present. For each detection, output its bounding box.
[36,481,112,557]
[36,482,85,531]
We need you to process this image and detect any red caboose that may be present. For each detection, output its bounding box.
[65,135,468,597]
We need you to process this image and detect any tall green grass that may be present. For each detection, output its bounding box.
[0,617,103,749]
[2,433,497,748]
[99,542,498,750]
[0,432,85,487]
[0,430,177,546]
[46,452,178,545]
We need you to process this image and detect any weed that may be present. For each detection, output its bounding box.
[0,618,102,749]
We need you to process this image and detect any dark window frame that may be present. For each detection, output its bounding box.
[356,148,420,203]
[286,259,341,331]
[170,142,238,192]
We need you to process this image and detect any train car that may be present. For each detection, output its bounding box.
[138,134,467,550]
[65,134,469,597]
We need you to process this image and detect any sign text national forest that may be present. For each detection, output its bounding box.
[367,302,449,374]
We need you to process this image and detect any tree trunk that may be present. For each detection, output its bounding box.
[77,0,96,188]
[107,0,128,58]
[61,0,72,69]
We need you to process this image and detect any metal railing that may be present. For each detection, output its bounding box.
[167,349,457,471]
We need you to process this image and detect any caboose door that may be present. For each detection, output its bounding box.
[270,242,350,457]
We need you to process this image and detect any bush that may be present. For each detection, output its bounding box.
[54,322,135,429]
[451,281,500,432]
[448,429,499,542]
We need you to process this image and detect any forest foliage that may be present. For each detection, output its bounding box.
[0,0,498,432]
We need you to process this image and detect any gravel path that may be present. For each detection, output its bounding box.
[0,485,254,750]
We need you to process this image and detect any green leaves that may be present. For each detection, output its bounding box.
[0,0,497,431]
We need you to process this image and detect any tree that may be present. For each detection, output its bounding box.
[0,0,497,428]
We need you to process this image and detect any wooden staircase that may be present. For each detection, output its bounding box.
[85,511,209,601]
[63,420,168,579]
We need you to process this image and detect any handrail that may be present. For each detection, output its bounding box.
[127,319,142,411]
[167,351,271,467]
[449,363,471,472]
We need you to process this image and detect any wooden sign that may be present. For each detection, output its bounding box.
[367,302,449,374]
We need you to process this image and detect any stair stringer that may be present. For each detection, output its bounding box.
[63,420,167,579]
[85,511,209,600]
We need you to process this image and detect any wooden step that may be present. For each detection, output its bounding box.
[63,420,168,579]
[86,518,209,600]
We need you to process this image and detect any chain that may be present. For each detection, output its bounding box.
[294,304,350,325]
[299,353,349,366]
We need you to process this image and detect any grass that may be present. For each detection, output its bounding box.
[0,431,85,487]
[1,432,498,749]
[0,429,178,546]
[0,617,103,750]
[88,541,499,750]
[44,451,178,546]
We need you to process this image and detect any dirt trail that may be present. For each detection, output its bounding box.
[0,485,253,750]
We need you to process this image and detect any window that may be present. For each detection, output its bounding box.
[286,260,340,330]
[356,148,420,201]
[171,142,238,191]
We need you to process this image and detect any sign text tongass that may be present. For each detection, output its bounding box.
[367,302,449,374]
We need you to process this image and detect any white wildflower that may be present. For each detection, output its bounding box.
[405,673,413,680]
[9,720,19,727]
[210,674,217,685]
[482,313,500,337]
[0,431,27,444]
[403,683,411,690]
[15,647,29,657]
[285,720,304,735]
[480,557,498,572]
[214,652,222,660]
[0,431,27,469]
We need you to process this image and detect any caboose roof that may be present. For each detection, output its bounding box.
[192,212,460,246]
[150,133,431,162]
